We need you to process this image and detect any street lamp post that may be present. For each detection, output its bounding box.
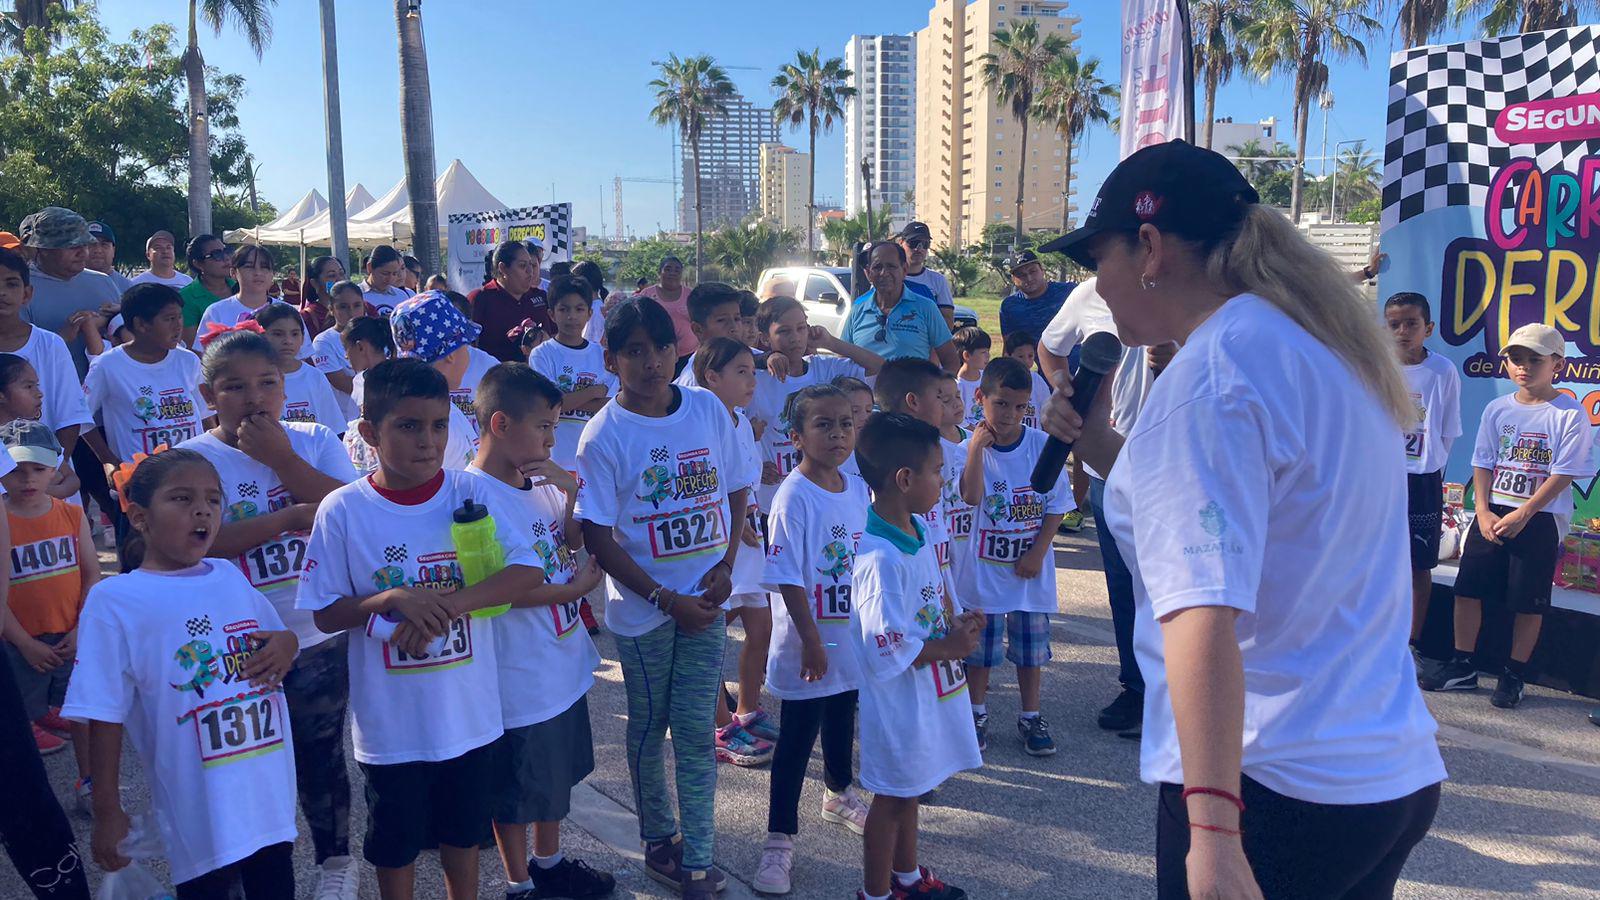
[1329,139,1363,223]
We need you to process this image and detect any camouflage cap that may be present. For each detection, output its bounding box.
[23,207,94,250]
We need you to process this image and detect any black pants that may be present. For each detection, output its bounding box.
[1089,478,1143,692]
[282,636,350,865]
[767,690,857,835]
[174,841,294,900]
[0,656,89,899]
[1156,777,1441,900]
[70,440,114,519]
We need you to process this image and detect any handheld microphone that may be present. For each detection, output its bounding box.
[1030,330,1123,494]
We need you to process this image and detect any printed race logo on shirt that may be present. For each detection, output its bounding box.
[368,546,478,673]
[812,524,861,623]
[978,482,1043,566]
[1404,392,1428,460]
[634,445,729,562]
[554,367,604,421]
[134,385,199,452]
[170,617,286,768]
[9,534,78,586]
[228,485,309,590]
[912,591,969,699]
[451,388,480,431]
[1493,428,1554,504]
[282,401,317,424]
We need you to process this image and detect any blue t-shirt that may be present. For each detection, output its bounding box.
[1000,281,1075,343]
[842,286,953,361]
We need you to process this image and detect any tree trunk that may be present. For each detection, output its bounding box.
[691,132,704,281]
[1014,108,1028,250]
[806,118,816,264]
[396,0,440,276]
[183,1,212,238]
[1060,131,1074,232]
[320,0,349,264]
[245,155,259,214]
[1290,86,1310,223]
[1202,68,1218,148]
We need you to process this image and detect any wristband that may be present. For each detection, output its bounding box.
[1189,822,1243,837]
[1181,786,1245,812]
[647,585,668,608]
[661,591,678,615]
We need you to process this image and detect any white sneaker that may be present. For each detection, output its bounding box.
[314,855,361,900]
[751,834,793,895]
[821,786,869,835]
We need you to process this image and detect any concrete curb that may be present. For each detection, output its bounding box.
[568,781,764,900]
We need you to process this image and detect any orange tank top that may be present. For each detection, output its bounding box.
[7,498,85,636]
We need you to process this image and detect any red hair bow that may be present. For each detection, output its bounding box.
[197,319,266,350]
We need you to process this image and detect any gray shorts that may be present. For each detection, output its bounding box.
[491,695,596,825]
[5,632,72,721]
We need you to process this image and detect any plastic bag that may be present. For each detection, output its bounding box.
[96,812,175,900]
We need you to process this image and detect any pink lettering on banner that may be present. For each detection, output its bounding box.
[1496,94,1600,144]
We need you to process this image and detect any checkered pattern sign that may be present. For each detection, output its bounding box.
[445,203,572,293]
[1382,25,1600,230]
[447,204,571,259]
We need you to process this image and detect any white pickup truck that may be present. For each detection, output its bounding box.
[756,266,978,337]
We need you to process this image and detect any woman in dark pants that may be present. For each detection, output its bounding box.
[1039,140,1444,900]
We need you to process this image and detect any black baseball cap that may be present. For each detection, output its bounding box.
[1039,139,1258,270]
[897,221,931,243]
[1004,249,1043,275]
[87,221,116,244]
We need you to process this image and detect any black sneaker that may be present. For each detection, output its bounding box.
[1418,657,1478,692]
[1018,715,1057,756]
[528,857,616,898]
[1097,688,1143,731]
[973,711,988,752]
[1490,670,1526,709]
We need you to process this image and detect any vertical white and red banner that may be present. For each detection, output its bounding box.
[1120,0,1194,157]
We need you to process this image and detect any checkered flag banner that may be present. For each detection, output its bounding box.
[1382,26,1600,230]
[447,204,572,261]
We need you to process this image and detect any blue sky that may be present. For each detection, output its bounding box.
[100,1,1484,241]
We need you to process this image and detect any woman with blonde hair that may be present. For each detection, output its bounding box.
[1038,140,1444,900]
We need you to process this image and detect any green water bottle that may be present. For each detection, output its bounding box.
[452,499,508,618]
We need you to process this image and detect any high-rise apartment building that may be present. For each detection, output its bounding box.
[759,143,810,233]
[845,34,917,230]
[915,0,1082,249]
[677,92,782,232]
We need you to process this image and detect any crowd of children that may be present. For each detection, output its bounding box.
[1,211,1593,900]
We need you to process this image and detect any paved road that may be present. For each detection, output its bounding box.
[11,527,1600,898]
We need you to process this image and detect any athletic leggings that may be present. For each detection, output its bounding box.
[1156,776,1441,899]
[767,690,857,835]
[281,634,351,865]
[174,841,294,900]
[614,617,727,871]
[0,657,89,899]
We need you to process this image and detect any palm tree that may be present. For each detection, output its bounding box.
[706,219,800,287]
[1190,0,1252,148]
[1225,138,1295,184]
[319,0,348,263]
[1460,0,1594,35]
[772,49,855,263]
[1244,0,1379,223]
[1333,142,1380,216]
[0,0,75,53]
[929,246,982,297]
[1390,0,1450,44]
[1035,52,1115,232]
[396,0,440,275]
[184,0,275,240]
[821,208,889,265]
[649,54,735,281]
[979,19,1068,248]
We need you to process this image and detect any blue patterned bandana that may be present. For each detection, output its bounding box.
[390,290,482,363]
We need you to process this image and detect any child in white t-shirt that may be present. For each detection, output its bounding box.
[528,276,616,473]
[1384,293,1462,657]
[574,297,751,899]
[1420,323,1593,709]
[939,372,975,605]
[465,363,613,899]
[63,449,301,894]
[832,375,875,482]
[1005,331,1082,532]
[0,255,92,501]
[308,280,368,403]
[178,329,363,894]
[695,338,776,765]
[82,283,209,469]
[671,283,744,390]
[951,326,991,429]
[850,411,982,900]
[196,244,313,359]
[873,358,955,585]
[296,357,546,895]
[751,384,871,895]
[959,357,1072,756]
[256,303,346,436]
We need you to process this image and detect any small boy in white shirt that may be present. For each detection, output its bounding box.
[851,410,982,900]
[951,326,990,429]
[1004,330,1083,531]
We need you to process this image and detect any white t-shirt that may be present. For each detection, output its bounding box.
[62,563,297,884]
[11,325,94,438]
[341,402,476,477]
[851,517,982,797]
[1040,278,1156,479]
[958,376,983,429]
[196,296,313,359]
[1402,353,1461,475]
[179,423,358,649]
[574,385,752,637]
[308,327,350,375]
[281,364,347,434]
[730,411,767,597]
[751,356,867,508]
[296,471,537,764]
[1472,392,1593,520]
[905,267,954,310]
[941,431,975,601]
[958,427,1072,614]
[761,470,867,700]
[130,270,193,290]
[362,284,412,317]
[465,466,600,728]
[84,345,210,460]
[1103,293,1446,804]
[451,347,499,437]
[529,338,617,472]
[583,300,605,345]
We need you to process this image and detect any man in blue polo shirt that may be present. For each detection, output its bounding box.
[841,240,958,370]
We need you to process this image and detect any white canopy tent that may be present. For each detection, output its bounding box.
[337,159,508,247]
[285,183,378,248]
[223,188,326,244]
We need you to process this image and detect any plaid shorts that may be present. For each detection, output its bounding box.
[966,611,1051,669]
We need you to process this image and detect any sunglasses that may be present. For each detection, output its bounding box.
[905,240,930,250]
[872,307,888,344]
[198,249,230,261]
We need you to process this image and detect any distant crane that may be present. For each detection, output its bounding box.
[615,175,676,241]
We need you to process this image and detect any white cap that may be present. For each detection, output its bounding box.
[1502,323,1565,357]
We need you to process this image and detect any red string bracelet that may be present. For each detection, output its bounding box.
[1181,787,1246,812]
[1189,822,1243,837]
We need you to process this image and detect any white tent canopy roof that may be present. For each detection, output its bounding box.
[242,161,508,249]
[231,183,376,247]
[222,188,326,243]
[286,183,378,246]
